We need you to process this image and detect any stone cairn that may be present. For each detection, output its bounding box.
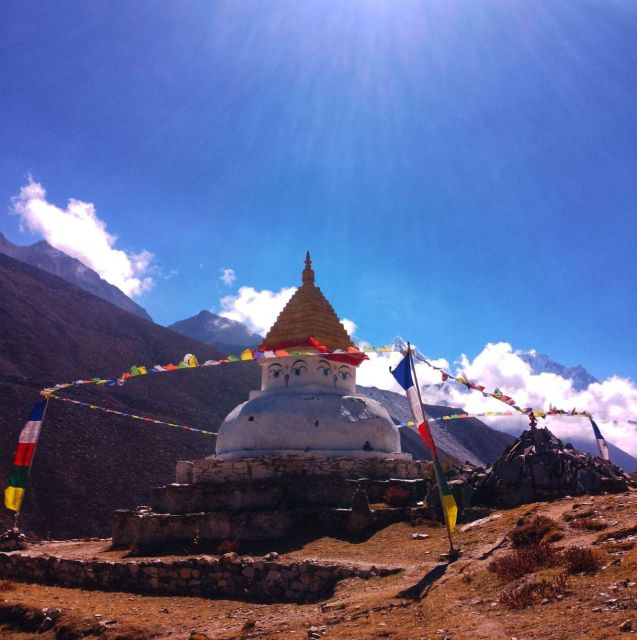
[0,528,28,552]
[436,427,635,515]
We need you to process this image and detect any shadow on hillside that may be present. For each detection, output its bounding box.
[397,561,451,600]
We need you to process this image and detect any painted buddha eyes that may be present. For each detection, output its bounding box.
[268,363,283,379]
[291,360,308,377]
[267,360,351,384]
[338,366,351,380]
[268,361,308,380]
[317,360,332,378]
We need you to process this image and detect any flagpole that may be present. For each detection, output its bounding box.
[12,398,49,531]
[407,343,455,555]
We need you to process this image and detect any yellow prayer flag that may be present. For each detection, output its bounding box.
[4,486,25,512]
[441,493,458,532]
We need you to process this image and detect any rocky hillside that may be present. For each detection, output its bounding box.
[0,253,259,538]
[0,232,152,321]
[359,385,515,466]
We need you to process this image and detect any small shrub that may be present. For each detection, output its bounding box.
[0,579,16,591]
[570,517,608,531]
[597,524,637,543]
[543,529,564,543]
[384,485,410,507]
[510,515,561,548]
[561,546,604,574]
[217,539,240,555]
[489,543,560,581]
[563,508,596,522]
[461,571,474,584]
[500,574,570,609]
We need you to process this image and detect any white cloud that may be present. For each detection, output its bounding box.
[219,286,296,335]
[12,178,154,297]
[358,341,637,458]
[341,318,357,338]
[357,349,450,394]
[220,268,236,286]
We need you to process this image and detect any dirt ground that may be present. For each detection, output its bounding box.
[1,491,636,640]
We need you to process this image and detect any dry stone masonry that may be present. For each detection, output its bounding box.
[439,427,635,515]
[113,455,433,548]
[0,550,399,603]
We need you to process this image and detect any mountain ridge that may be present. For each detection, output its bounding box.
[0,232,152,321]
[169,309,263,353]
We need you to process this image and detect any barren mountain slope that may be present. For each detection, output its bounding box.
[0,253,259,538]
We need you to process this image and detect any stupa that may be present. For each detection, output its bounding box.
[215,252,405,460]
[113,254,430,549]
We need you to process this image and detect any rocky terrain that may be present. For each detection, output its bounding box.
[1,490,636,639]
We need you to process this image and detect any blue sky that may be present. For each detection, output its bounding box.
[1,0,636,381]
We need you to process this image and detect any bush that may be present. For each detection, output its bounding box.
[570,517,607,531]
[510,515,562,548]
[561,546,604,574]
[500,574,570,609]
[563,508,596,522]
[384,485,410,507]
[217,539,241,555]
[488,543,560,581]
[0,580,15,591]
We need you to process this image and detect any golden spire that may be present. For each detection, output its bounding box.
[302,250,315,285]
[259,253,355,351]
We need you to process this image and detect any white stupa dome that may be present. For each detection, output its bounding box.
[214,253,406,460]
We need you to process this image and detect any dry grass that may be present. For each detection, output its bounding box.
[597,524,637,543]
[384,485,410,507]
[570,517,608,531]
[563,508,596,522]
[0,580,16,592]
[500,574,571,609]
[509,515,562,548]
[217,539,241,555]
[561,546,605,574]
[488,543,561,581]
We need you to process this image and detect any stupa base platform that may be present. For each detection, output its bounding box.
[113,454,433,549]
[175,453,428,484]
[112,504,430,549]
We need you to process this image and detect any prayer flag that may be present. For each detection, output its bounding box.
[390,354,437,457]
[391,352,456,532]
[435,460,458,532]
[590,418,610,462]
[4,400,47,513]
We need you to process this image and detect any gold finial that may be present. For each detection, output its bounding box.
[302,251,315,285]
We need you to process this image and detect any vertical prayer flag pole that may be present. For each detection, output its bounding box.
[406,343,456,556]
[4,399,49,530]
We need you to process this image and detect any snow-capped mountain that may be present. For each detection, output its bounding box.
[517,349,598,391]
[0,232,152,321]
[168,310,263,354]
[382,337,598,392]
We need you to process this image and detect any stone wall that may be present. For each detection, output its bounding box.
[177,455,431,484]
[0,551,399,603]
[112,504,422,547]
[434,428,635,515]
[152,477,428,514]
